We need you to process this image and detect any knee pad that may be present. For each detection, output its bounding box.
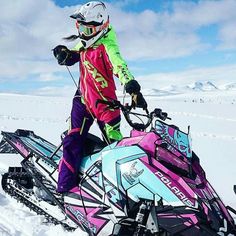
[104,123,123,142]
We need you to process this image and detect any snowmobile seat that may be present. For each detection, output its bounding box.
[83,133,107,156]
[61,130,107,156]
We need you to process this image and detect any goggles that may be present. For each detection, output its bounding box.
[76,22,99,37]
[75,20,109,37]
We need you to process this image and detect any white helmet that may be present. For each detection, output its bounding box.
[70,1,109,48]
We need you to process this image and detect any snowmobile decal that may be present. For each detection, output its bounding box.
[0,139,18,153]
[139,156,197,208]
[65,204,97,233]
[1,130,61,162]
[122,161,144,185]
[155,120,192,159]
[155,171,196,207]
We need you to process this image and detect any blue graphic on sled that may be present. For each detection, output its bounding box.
[155,120,192,159]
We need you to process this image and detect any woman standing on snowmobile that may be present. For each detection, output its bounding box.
[53,1,146,193]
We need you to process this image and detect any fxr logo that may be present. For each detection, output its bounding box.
[84,60,108,88]
[155,171,195,207]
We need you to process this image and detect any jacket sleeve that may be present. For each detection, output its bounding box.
[102,27,134,85]
[63,41,84,66]
[64,50,80,66]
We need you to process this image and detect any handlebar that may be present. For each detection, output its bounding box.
[96,99,171,131]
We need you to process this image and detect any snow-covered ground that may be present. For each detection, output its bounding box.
[0,87,236,235]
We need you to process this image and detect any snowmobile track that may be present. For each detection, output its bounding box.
[1,169,75,232]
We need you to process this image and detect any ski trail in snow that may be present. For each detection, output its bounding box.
[0,192,85,236]
[0,193,46,236]
[0,195,12,236]
[0,114,64,124]
[0,226,12,236]
[0,193,26,236]
[191,132,236,141]
[0,169,86,236]
[0,194,73,236]
[168,111,236,141]
[0,214,21,236]
[170,111,236,122]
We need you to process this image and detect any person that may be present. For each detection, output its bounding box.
[53,1,147,194]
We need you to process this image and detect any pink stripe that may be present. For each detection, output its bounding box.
[68,128,81,135]
[58,159,63,172]
[62,158,75,173]
[87,208,107,230]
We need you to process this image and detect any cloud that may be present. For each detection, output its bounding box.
[37,72,65,82]
[0,0,78,80]
[136,63,236,89]
[0,0,71,60]
[0,0,236,93]
[32,63,236,97]
[106,6,204,60]
[168,0,236,51]
[32,85,75,97]
[218,21,236,50]
[108,0,236,59]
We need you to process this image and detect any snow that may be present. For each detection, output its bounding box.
[0,88,236,235]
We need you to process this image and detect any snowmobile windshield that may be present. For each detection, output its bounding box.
[155,120,192,159]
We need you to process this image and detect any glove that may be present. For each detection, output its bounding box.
[131,92,147,110]
[125,80,147,109]
[52,45,71,65]
[125,80,141,95]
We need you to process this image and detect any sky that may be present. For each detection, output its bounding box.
[0,0,236,96]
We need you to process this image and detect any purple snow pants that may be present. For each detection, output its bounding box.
[57,92,120,193]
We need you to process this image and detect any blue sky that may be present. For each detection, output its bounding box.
[0,0,236,96]
[55,0,173,11]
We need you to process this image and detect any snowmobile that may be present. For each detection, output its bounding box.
[0,99,236,236]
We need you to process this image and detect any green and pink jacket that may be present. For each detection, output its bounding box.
[73,26,134,123]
